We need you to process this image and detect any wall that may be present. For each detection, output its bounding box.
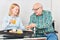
[52,0,60,39]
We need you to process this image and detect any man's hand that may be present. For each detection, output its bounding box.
[26,23,36,29]
[29,23,36,28]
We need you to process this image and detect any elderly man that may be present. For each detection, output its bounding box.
[26,3,58,40]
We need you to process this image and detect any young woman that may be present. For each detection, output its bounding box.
[2,3,26,32]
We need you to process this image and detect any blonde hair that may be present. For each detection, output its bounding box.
[9,3,20,16]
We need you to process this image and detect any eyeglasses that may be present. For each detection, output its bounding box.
[32,7,41,11]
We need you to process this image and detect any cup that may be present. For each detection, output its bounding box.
[11,20,16,24]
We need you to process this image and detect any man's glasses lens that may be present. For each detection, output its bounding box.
[32,7,40,10]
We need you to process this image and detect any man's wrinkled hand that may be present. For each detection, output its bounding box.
[29,23,36,28]
[26,23,36,29]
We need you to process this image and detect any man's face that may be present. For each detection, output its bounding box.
[33,3,43,16]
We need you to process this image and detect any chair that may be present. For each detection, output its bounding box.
[52,21,58,33]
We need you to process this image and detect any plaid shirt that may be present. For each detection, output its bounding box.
[29,10,54,37]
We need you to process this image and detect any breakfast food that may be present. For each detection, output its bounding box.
[17,29,23,34]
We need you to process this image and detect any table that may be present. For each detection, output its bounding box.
[0,30,47,40]
[0,30,33,39]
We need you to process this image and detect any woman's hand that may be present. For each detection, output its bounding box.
[9,20,16,24]
[9,20,13,24]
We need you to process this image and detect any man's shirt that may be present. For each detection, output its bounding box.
[29,10,54,35]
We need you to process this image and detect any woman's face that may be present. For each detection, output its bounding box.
[11,6,19,16]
